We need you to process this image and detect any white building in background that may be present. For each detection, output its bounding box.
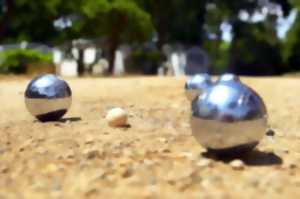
[170,51,186,76]
[92,58,109,76]
[160,44,188,76]
[57,59,78,77]
[54,48,78,77]
[53,48,63,65]
[54,44,101,77]
[84,47,97,65]
[71,48,79,60]
[170,52,180,76]
[113,50,125,76]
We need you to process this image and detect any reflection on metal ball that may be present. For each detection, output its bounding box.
[190,74,267,154]
[25,74,72,122]
[185,74,213,101]
[217,73,240,82]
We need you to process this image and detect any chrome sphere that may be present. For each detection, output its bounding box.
[185,74,213,101]
[25,74,72,122]
[191,74,267,154]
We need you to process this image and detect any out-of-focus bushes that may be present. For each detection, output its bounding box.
[0,49,53,74]
[204,40,230,74]
[125,50,165,74]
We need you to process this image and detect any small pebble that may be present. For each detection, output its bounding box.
[158,137,168,143]
[266,129,275,136]
[178,152,194,159]
[230,159,245,170]
[42,164,59,174]
[161,148,171,153]
[0,165,9,173]
[83,149,100,159]
[64,149,75,159]
[143,159,156,166]
[196,158,212,168]
[106,107,128,127]
[84,136,95,144]
[283,160,297,169]
[122,167,134,178]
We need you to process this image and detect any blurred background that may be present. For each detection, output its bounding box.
[0,0,299,77]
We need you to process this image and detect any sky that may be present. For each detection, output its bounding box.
[277,9,298,39]
[221,8,298,42]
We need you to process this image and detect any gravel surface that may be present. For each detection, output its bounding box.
[0,76,300,199]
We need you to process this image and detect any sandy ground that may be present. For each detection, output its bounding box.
[0,76,300,199]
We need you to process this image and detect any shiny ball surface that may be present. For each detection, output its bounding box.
[185,74,213,101]
[25,74,72,122]
[191,74,267,154]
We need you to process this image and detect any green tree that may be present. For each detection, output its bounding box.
[137,0,207,47]
[0,0,79,43]
[282,0,300,72]
[1,0,298,75]
[77,0,153,73]
[138,0,292,74]
[0,0,153,74]
[205,0,292,75]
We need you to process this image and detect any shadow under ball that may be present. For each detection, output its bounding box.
[191,74,268,155]
[185,73,213,101]
[25,74,72,122]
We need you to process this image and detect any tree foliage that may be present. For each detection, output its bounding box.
[1,0,300,75]
[282,0,300,72]
[0,0,81,43]
[74,0,153,72]
[205,0,293,74]
[80,0,152,41]
[0,49,52,73]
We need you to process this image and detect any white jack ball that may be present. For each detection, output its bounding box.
[106,107,128,127]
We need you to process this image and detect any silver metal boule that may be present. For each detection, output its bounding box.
[190,74,267,154]
[185,73,213,101]
[25,74,72,122]
[217,73,240,82]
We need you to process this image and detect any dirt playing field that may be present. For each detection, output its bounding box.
[1,76,300,199]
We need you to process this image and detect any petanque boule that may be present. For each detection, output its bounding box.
[25,74,72,122]
[185,73,213,101]
[190,74,268,155]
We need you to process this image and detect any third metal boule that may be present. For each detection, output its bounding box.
[185,73,213,101]
[190,74,267,155]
